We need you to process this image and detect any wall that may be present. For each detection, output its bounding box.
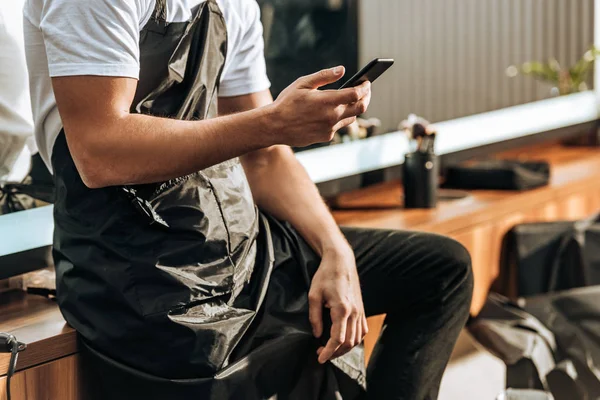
[360,0,596,131]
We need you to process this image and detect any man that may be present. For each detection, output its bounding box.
[24,0,473,398]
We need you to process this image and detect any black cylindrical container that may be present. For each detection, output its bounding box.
[402,152,439,209]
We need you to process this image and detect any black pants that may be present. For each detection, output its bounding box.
[271,219,474,400]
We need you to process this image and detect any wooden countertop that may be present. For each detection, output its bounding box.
[332,144,600,236]
[0,291,76,377]
[1,143,598,376]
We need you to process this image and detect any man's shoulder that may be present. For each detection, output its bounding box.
[216,0,259,12]
[215,0,260,27]
[24,0,154,28]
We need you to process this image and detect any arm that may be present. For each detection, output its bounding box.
[220,90,353,257]
[52,68,368,188]
[220,87,371,364]
[41,0,366,187]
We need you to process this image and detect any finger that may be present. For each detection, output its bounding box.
[308,291,324,338]
[362,82,372,108]
[362,316,369,337]
[356,315,363,344]
[339,97,369,120]
[318,333,344,364]
[318,307,348,364]
[325,81,371,105]
[333,314,359,359]
[333,116,357,133]
[348,314,358,348]
[359,315,367,342]
[298,66,345,89]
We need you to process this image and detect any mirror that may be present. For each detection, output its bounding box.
[259,0,595,149]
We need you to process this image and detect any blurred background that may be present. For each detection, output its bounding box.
[259,0,595,140]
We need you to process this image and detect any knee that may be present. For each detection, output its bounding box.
[434,236,474,308]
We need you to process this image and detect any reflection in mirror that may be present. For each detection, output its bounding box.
[258,0,358,97]
[260,0,595,149]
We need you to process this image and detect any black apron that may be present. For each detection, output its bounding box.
[51,0,365,398]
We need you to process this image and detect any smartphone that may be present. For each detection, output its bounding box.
[338,58,395,89]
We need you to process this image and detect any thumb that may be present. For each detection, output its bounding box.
[298,66,345,89]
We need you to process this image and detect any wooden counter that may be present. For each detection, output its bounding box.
[0,291,78,400]
[0,291,76,376]
[1,143,599,399]
[332,143,600,360]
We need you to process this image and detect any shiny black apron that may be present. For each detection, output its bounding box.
[51,0,365,397]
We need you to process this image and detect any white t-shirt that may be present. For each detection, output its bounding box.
[23,0,271,172]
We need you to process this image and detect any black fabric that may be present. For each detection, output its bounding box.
[497,214,600,298]
[468,294,557,392]
[29,153,54,188]
[442,160,550,191]
[51,4,255,376]
[343,226,473,399]
[52,0,264,385]
[524,288,600,399]
[469,288,600,400]
[80,214,473,399]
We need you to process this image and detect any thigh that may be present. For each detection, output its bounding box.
[341,227,472,317]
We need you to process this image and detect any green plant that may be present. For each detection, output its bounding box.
[506,46,600,95]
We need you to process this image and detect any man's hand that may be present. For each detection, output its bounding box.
[267,66,371,148]
[308,245,368,364]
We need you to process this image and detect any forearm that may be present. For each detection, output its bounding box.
[242,146,349,256]
[53,69,370,189]
[65,107,274,188]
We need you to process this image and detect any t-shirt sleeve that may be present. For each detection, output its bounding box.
[219,0,271,97]
[39,0,141,79]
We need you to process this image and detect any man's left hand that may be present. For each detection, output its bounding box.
[308,245,369,364]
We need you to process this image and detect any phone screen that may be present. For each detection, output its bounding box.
[339,58,394,89]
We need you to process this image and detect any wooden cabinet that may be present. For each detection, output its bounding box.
[452,222,498,314]
[0,355,80,400]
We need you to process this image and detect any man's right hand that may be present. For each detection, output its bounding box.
[267,67,372,148]
[51,67,370,188]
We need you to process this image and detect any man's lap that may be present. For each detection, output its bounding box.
[267,215,473,319]
[342,226,473,317]
[267,215,474,398]
[72,213,473,392]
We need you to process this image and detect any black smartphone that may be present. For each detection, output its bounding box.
[338,58,394,89]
